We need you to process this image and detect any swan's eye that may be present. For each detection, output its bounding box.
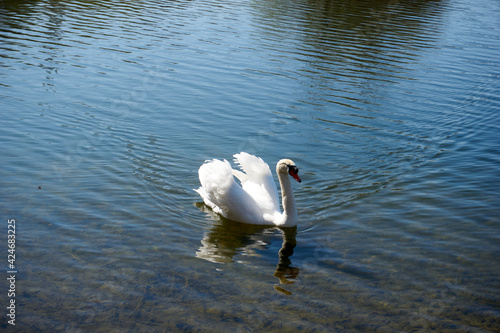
[288,165,299,174]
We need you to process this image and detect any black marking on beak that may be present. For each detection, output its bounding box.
[288,165,299,174]
[287,165,301,182]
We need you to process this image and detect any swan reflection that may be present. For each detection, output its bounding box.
[196,203,299,288]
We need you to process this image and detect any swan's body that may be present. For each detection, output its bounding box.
[195,152,301,227]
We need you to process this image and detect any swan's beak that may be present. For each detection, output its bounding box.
[290,170,302,183]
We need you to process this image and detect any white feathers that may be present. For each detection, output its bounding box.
[195,152,300,226]
[233,152,280,212]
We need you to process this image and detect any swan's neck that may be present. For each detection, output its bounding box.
[277,171,297,227]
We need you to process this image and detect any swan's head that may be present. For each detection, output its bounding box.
[277,159,301,183]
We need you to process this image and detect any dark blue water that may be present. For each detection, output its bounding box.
[1,0,499,331]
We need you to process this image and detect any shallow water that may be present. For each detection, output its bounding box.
[1,0,499,331]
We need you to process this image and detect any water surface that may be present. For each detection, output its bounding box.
[1,0,499,331]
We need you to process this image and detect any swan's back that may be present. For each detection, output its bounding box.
[196,158,266,223]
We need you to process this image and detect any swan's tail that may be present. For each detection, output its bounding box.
[195,159,234,215]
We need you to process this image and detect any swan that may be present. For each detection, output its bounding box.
[195,152,301,227]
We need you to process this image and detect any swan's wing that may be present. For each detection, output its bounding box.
[195,159,264,223]
[233,152,280,213]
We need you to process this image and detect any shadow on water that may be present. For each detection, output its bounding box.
[252,0,447,64]
[195,202,300,293]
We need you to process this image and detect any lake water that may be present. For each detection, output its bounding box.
[1,0,499,331]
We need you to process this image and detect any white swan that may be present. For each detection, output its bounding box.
[195,152,301,227]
